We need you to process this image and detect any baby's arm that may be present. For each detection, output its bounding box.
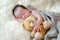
[31,10,43,32]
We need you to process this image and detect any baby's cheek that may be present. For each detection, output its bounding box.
[22,15,27,20]
[22,15,30,19]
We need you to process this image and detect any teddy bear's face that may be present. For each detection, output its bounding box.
[23,15,37,31]
[30,20,36,27]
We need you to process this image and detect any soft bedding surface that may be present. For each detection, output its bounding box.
[0,0,60,40]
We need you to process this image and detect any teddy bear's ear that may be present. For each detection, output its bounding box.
[35,32,44,40]
[31,31,35,38]
[21,23,25,28]
[43,21,51,30]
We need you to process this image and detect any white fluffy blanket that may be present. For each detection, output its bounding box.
[0,0,60,40]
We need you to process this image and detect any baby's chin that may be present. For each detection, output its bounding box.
[14,16,28,23]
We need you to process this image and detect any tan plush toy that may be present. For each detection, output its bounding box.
[22,16,51,40]
[22,15,37,31]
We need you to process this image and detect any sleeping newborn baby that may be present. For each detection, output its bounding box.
[12,4,44,33]
[12,4,60,40]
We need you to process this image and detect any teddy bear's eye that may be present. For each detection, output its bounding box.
[31,20,34,23]
[32,21,34,23]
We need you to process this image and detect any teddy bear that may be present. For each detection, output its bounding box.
[22,15,37,31]
[22,15,51,40]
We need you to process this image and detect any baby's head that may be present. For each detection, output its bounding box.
[12,5,31,21]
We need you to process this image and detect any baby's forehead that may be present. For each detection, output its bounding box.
[14,7,23,12]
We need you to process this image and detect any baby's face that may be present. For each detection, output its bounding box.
[14,7,31,22]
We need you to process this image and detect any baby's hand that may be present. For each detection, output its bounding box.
[33,24,40,33]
